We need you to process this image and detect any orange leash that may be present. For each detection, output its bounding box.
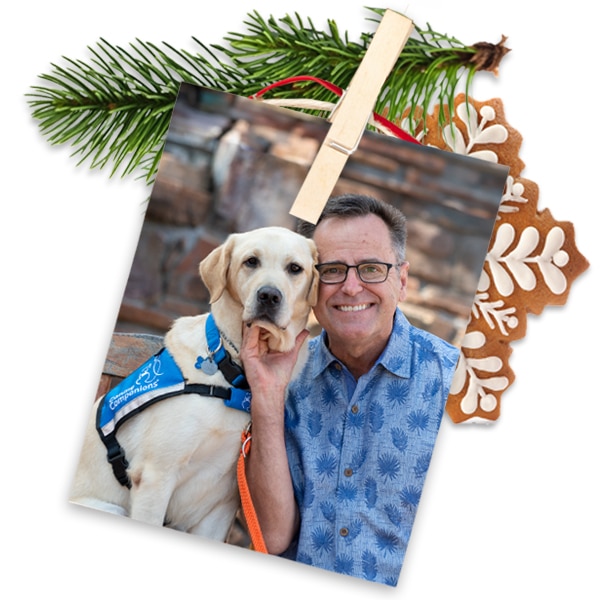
[237,425,268,553]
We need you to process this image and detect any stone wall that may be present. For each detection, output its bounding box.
[116,83,505,346]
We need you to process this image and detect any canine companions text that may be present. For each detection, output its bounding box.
[70,226,318,542]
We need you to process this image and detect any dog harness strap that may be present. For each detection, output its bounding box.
[224,387,253,412]
[216,353,249,389]
[201,314,249,389]
[182,383,250,411]
[102,433,132,489]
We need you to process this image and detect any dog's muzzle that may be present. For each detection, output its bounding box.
[251,285,284,327]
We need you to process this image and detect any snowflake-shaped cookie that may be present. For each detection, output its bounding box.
[419,94,589,423]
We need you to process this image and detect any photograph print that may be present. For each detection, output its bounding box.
[69,82,508,586]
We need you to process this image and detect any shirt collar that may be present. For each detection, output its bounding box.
[377,309,413,377]
[309,308,413,379]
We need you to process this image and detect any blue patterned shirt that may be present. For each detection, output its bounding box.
[283,308,459,586]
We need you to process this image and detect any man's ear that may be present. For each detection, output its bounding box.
[199,235,236,303]
[397,261,410,302]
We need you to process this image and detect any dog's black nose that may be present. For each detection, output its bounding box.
[257,286,282,307]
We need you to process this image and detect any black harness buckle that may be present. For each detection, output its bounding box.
[105,437,132,489]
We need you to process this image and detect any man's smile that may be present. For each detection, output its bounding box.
[336,303,372,312]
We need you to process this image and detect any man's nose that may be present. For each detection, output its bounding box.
[341,267,364,294]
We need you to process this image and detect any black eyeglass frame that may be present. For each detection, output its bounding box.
[315,261,403,284]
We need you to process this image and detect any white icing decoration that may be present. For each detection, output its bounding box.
[469,149,500,163]
[539,227,569,294]
[486,224,569,297]
[450,330,509,415]
[504,226,539,291]
[478,268,490,293]
[499,175,527,216]
[441,101,508,162]
[480,394,497,412]
[479,105,496,121]
[487,224,517,296]
[554,250,569,268]
[507,316,519,329]
[472,292,519,336]
[462,330,486,349]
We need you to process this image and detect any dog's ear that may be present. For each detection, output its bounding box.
[199,236,236,303]
[306,241,320,307]
[307,270,319,307]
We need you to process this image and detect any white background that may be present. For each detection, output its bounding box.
[3,1,597,598]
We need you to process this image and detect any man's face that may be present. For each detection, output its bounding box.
[312,213,409,356]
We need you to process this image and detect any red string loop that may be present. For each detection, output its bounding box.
[250,75,420,145]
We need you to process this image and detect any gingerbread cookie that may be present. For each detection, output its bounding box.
[416,94,589,423]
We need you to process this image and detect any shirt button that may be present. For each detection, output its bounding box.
[334,362,342,371]
[344,468,353,477]
[351,404,359,414]
[339,527,349,537]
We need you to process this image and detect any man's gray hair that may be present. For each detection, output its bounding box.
[297,194,407,262]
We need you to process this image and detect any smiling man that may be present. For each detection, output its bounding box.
[241,194,459,586]
[309,209,410,380]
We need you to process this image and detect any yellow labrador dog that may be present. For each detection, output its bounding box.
[70,226,318,542]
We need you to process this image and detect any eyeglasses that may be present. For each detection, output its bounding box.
[315,261,401,284]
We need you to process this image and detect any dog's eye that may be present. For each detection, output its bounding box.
[288,263,303,275]
[243,256,260,268]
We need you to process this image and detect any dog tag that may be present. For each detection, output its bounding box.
[196,356,219,375]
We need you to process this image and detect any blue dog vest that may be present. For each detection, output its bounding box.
[96,316,251,488]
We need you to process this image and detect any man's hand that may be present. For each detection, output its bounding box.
[241,324,309,400]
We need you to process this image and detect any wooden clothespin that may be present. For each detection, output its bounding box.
[289,10,414,224]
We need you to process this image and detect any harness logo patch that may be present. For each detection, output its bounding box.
[108,359,163,412]
[135,354,164,386]
[242,391,252,411]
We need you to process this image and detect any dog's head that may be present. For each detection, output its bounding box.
[199,226,319,352]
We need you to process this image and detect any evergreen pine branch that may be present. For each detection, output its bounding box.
[26,8,509,182]
[28,38,228,180]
